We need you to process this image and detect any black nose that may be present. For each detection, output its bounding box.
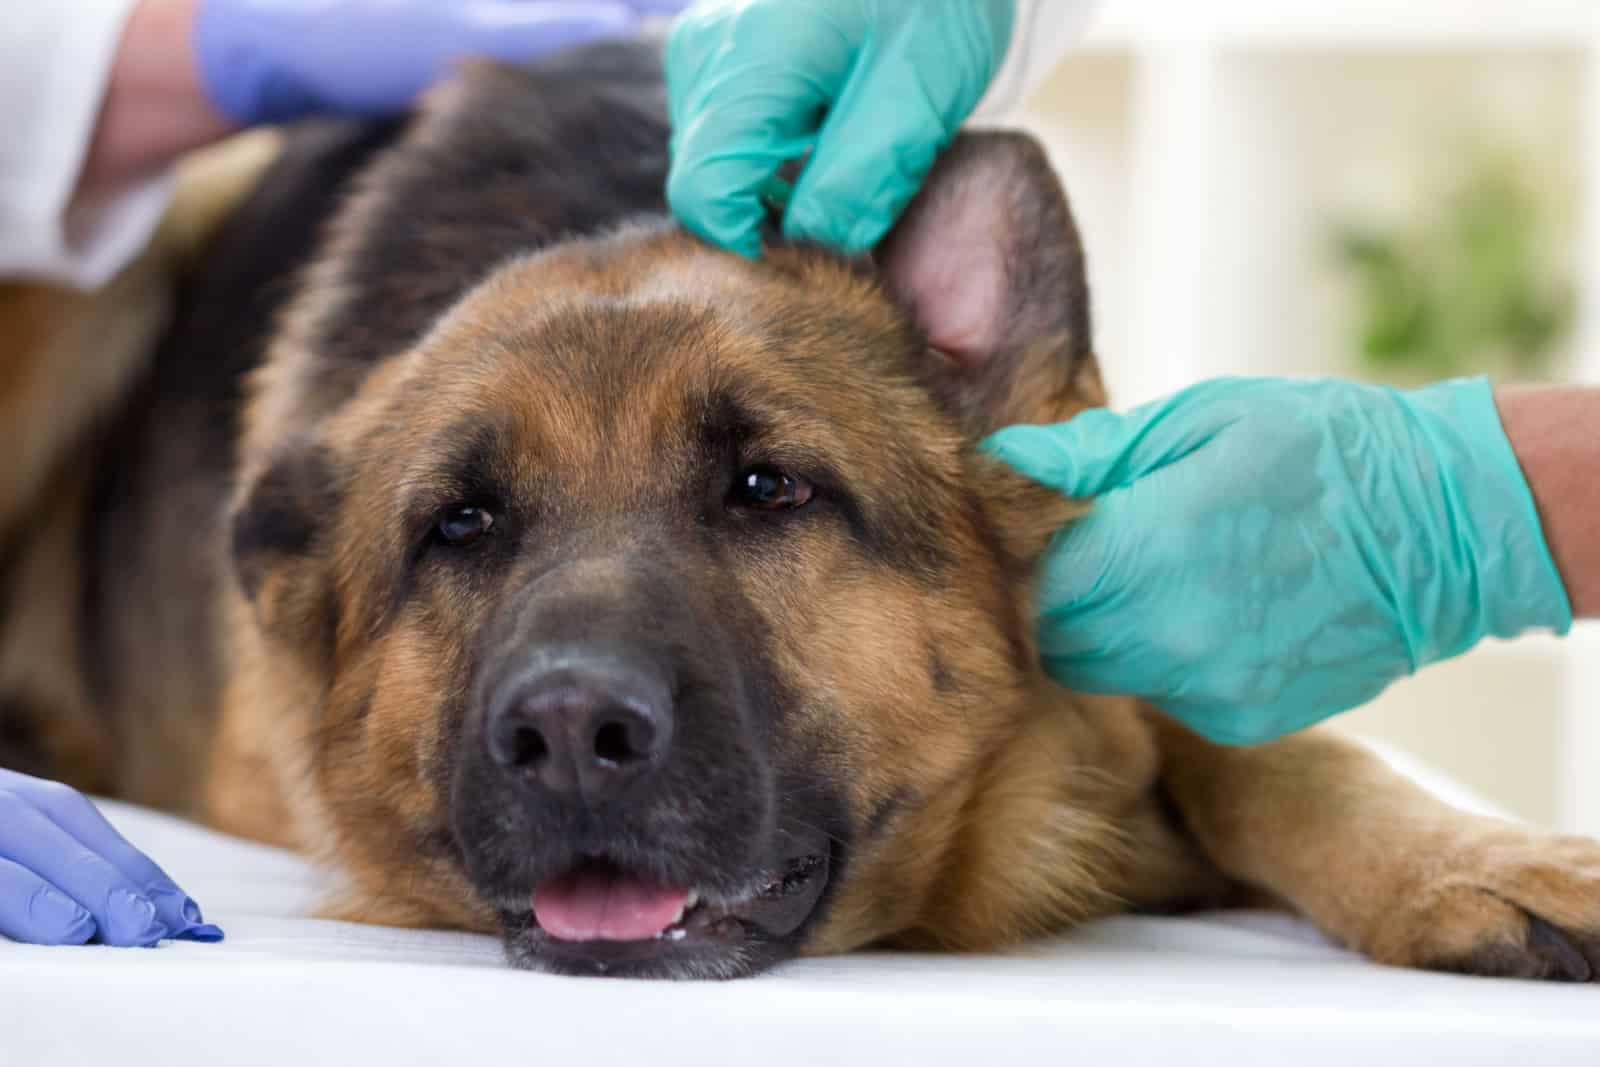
[487,654,673,805]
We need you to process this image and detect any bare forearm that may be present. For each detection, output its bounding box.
[76,0,236,198]
[1495,385,1600,618]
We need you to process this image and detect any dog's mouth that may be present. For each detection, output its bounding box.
[504,849,831,977]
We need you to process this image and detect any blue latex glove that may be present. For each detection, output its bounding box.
[195,0,688,126]
[982,376,1574,745]
[665,0,1015,258]
[0,769,222,946]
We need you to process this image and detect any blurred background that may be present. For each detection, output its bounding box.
[1009,0,1600,833]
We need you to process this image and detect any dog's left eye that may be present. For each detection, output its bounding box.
[435,505,495,547]
[730,466,814,512]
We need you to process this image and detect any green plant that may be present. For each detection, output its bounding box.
[1331,153,1573,384]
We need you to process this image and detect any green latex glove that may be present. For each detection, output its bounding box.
[982,376,1573,745]
[664,0,1015,258]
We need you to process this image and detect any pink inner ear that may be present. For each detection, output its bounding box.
[881,182,1009,370]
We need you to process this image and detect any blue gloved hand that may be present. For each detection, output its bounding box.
[0,769,222,946]
[982,376,1574,745]
[665,0,1016,258]
[195,0,688,126]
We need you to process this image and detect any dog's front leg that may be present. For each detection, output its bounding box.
[1152,713,1600,981]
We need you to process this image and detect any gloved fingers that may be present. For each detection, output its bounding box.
[667,136,810,258]
[779,53,951,254]
[980,383,1249,498]
[1030,495,1133,617]
[4,771,219,942]
[778,1,1014,252]
[1026,475,1206,694]
[0,790,169,947]
[981,413,1146,499]
[0,857,96,946]
[665,10,858,257]
[1031,518,1149,681]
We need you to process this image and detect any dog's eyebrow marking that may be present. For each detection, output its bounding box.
[399,421,512,520]
[693,389,772,456]
[693,389,851,493]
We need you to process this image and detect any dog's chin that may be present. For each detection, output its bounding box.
[494,848,832,979]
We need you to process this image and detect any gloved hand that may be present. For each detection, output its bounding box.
[982,376,1574,745]
[665,0,1016,258]
[0,769,222,946]
[195,0,688,126]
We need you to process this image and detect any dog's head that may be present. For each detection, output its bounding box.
[229,63,1112,978]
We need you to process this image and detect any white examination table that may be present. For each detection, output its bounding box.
[4,743,1597,1066]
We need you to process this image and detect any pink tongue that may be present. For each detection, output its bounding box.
[533,867,691,942]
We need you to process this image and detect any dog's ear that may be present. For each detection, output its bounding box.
[877,130,1102,566]
[230,436,340,662]
[875,130,1104,436]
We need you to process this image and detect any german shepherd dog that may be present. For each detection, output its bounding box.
[4,41,1600,980]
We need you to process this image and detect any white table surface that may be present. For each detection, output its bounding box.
[4,741,1597,1066]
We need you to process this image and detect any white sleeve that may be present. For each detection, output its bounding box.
[0,0,176,290]
[973,0,1101,120]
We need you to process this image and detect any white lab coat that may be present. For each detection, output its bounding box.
[1,0,176,289]
[0,0,1092,291]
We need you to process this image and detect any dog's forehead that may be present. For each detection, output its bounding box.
[390,231,951,470]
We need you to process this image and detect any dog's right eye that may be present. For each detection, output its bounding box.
[434,505,495,547]
[729,466,815,512]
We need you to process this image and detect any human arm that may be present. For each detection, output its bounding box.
[6,0,679,289]
[1494,385,1600,618]
[75,0,233,202]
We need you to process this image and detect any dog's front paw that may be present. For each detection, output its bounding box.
[1367,829,1600,981]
